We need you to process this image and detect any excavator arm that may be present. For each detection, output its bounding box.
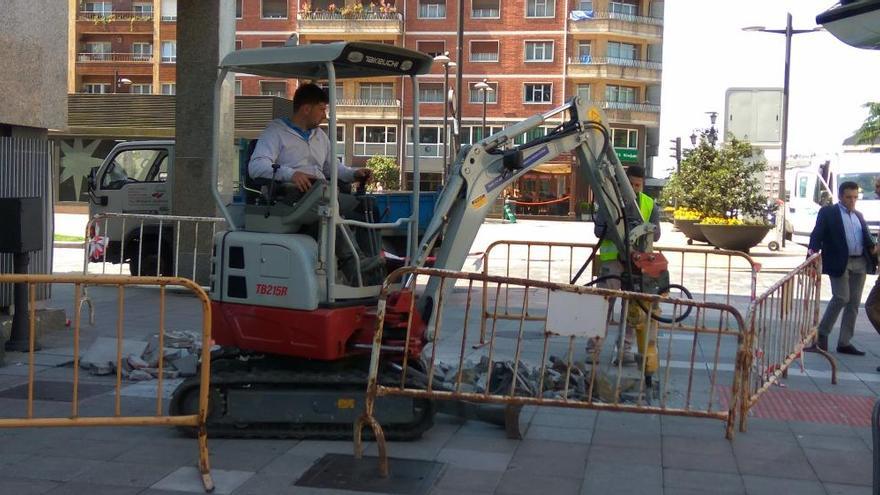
[414,97,660,319]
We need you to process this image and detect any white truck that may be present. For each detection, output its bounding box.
[786,152,880,245]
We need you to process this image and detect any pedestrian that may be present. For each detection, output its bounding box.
[869,177,880,200]
[805,181,877,355]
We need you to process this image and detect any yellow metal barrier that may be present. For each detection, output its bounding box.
[739,254,834,432]
[355,267,748,477]
[0,274,214,492]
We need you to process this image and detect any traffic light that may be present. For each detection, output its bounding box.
[669,137,682,165]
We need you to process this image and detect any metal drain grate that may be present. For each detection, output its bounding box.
[0,381,114,402]
[295,454,444,494]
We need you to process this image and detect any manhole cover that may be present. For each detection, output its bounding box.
[295,454,443,495]
[0,381,114,402]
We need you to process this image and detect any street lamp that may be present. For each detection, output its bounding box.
[744,13,823,247]
[433,52,456,184]
[474,79,493,141]
[112,69,132,93]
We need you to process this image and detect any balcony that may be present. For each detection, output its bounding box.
[337,98,401,120]
[568,10,663,40]
[76,11,154,33]
[567,56,661,83]
[77,52,154,63]
[594,100,660,126]
[297,11,403,36]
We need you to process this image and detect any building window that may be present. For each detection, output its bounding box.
[262,0,288,18]
[611,128,638,149]
[416,40,445,58]
[468,81,498,103]
[83,83,111,94]
[260,81,287,97]
[607,41,638,62]
[133,2,153,14]
[161,0,177,20]
[83,1,112,14]
[513,126,552,145]
[577,41,591,62]
[418,0,446,18]
[83,42,111,60]
[524,83,552,103]
[161,41,177,63]
[419,83,444,103]
[610,0,638,16]
[161,83,176,95]
[354,125,397,156]
[576,84,591,101]
[472,0,500,18]
[406,126,443,158]
[132,42,152,61]
[236,0,243,18]
[470,40,499,62]
[261,40,285,48]
[605,85,637,103]
[461,125,503,144]
[320,125,346,162]
[130,84,152,94]
[527,0,554,17]
[359,83,393,102]
[525,41,553,62]
[577,0,593,11]
[319,83,344,97]
[235,40,243,50]
[405,172,443,192]
[234,80,242,95]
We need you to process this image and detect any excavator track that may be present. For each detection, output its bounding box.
[169,357,435,440]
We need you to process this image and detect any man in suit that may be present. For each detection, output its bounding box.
[806,181,878,355]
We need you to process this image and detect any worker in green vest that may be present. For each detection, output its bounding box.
[592,165,661,365]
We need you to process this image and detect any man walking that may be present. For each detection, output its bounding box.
[806,181,877,355]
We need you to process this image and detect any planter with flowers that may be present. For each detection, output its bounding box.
[696,217,772,252]
[673,207,708,244]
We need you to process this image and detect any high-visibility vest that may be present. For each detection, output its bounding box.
[599,193,654,261]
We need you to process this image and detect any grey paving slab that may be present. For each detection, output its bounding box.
[443,432,520,453]
[43,482,142,494]
[587,444,661,466]
[435,448,513,472]
[796,433,873,453]
[787,421,860,437]
[734,452,817,481]
[662,449,740,474]
[740,475,826,495]
[823,482,873,495]
[523,424,592,443]
[508,453,587,478]
[663,435,734,456]
[42,437,137,461]
[803,448,872,486]
[72,460,177,487]
[6,455,104,482]
[287,440,365,457]
[590,428,661,448]
[495,470,582,495]
[661,416,730,439]
[514,439,589,458]
[151,466,254,495]
[0,478,58,495]
[258,453,322,478]
[112,438,204,467]
[663,468,745,494]
[580,461,662,495]
[228,473,298,495]
[433,466,503,493]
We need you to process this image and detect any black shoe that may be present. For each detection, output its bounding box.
[804,335,828,352]
[836,344,865,356]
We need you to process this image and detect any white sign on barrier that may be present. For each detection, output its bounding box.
[546,289,609,338]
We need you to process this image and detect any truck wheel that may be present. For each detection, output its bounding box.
[768,241,780,252]
[128,243,172,276]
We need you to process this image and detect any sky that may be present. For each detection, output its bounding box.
[656,0,880,177]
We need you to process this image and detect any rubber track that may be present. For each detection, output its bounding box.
[169,364,435,440]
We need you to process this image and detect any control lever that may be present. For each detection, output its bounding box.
[264,163,280,218]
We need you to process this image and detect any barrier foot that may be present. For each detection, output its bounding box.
[354,414,389,478]
[504,404,523,440]
[198,428,214,492]
[814,348,838,385]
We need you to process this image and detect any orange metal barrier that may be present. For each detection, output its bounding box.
[355,267,749,477]
[0,274,214,492]
[739,254,834,431]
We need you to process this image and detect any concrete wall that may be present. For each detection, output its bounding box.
[0,0,68,129]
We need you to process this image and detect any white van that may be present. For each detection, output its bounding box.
[786,153,880,246]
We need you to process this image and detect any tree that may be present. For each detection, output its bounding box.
[855,101,880,145]
[661,135,769,221]
[365,155,400,191]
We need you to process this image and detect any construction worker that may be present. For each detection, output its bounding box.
[593,165,661,365]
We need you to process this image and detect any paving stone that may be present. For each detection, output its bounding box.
[514,439,589,459]
[581,461,661,495]
[663,435,734,456]
[803,448,872,486]
[0,477,58,495]
[79,337,149,374]
[823,482,873,494]
[530,408,596,429]
[787,421,858,437]
[661,416,730,439]
[112,438,204,466]
[523,425,592,443]
[44,438,136,461]
[151,466,253,495]
[434,466,503,493]
[258,453,321,478]
[43,482,142,494]
[731,430,800,459]
[590,428,661,448]
[741,475,826,495]
[496,470,582,495]
[6,455,103,482]
[662,449,740,474]
[663,468,745,494]
[287,440,369,457]
[594,411,662,433]
[796,433,873,453]
[436,448,513,472]
[444,432,520,453]
[734,451,817,480]
[507,453,587,478]
[229,473,298,495]
[587,444,661,466]
[73,461,176,487]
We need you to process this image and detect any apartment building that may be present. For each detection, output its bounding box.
[62,0,663,216]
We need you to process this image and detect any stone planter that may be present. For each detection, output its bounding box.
[674,219,708,243]
[697,224,772,252]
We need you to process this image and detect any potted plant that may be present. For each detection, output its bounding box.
[672,207,708,244]
[579,201,594,221]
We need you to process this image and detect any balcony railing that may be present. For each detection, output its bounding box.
[77,52,154,63]
[78,11,154,22]
[297,11,401,21]
[568,56,662,71]
[338,98,400,107]
[569,9,663,26]
[596,101,660,113]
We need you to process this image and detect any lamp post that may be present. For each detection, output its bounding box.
[744,14,823,247]
[474,79,493,141]
[112,69,132,93]
[433,52,456,184]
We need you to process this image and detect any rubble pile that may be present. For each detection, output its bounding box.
[80,331,203,381]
